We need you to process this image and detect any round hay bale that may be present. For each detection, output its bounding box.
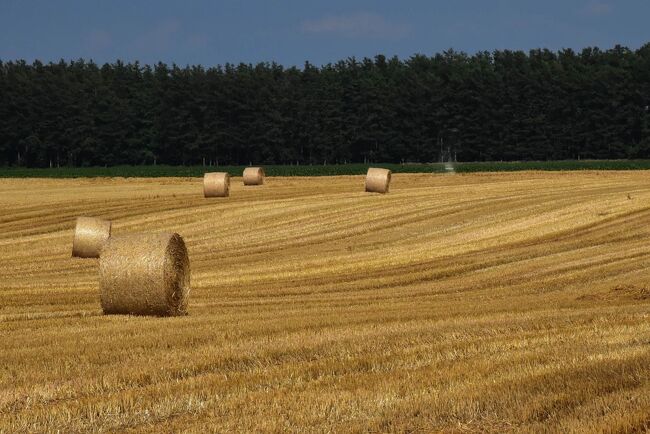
[72,216,112,258]
[203,172,230,197]
[99,232,190,316]
[365,168,392,194]
[243,167,265,185]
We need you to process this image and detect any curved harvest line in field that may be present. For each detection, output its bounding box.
[1,172,650,432]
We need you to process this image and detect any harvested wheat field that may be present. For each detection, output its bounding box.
[1,172,650,433]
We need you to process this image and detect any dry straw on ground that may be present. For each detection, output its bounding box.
[365,168,391,193]
[203,172,230,197]
[71,216,111,258]
[5,173,650,432]
[99,232,190,316]
[243,167,265,185]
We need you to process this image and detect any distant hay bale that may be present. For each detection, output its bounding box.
[203,172,230,197]
[365,168,392,194]
[243,167,265,185]
[99,232,190,316]
[72,217,112,258]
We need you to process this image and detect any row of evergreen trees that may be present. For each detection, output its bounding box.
[1,44,650,167]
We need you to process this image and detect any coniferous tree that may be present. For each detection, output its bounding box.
[1,44,650,167]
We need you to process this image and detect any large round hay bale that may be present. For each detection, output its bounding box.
[365,168,392,194]
[72,216,112,258]
[243,167,265,185]
[203,172,230,197]
[99,232,190,316]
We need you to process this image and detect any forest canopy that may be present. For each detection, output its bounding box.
[1,44,650,167]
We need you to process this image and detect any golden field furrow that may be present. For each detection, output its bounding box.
[1,172,650,433]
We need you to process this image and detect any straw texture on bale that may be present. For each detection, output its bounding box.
[203,172,230,197]
[243,167,265,185]
[365,168,392,194]
[72,216,112,258]
[99,232,190,316]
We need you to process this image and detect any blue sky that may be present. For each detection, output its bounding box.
[1,0,649,67]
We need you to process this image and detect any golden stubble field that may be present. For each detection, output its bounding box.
[1,172,650,433]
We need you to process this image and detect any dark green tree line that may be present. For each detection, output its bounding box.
[1,43,649,167]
